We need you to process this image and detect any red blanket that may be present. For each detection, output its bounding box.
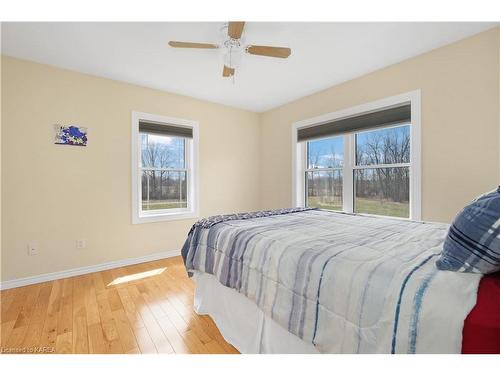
[462,272,500,354]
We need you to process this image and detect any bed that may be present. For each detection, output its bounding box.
[181,208,500,354]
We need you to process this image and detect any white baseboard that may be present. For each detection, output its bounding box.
[0,249,181,291]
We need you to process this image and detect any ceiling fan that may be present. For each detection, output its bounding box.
[168,22,292,78]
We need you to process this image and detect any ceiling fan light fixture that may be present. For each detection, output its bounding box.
[223,42,243,69]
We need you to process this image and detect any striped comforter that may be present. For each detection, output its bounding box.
[182,209,482,353]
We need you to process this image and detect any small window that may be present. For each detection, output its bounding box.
[141,134,187,211]
[132,112,198,224]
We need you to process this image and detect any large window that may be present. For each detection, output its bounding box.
[132,112,199,224]
[295,92,421,220]
[306,125,410,218]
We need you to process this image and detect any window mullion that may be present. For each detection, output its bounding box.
[299,142,307,207]
[185,138,191,211]
[305,167,342,172]
[138,132,144,215]
[353,163,410,170]
[343,134,354,214]
[141,168,187,172]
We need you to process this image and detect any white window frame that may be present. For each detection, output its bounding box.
[292,90,421,221]
[131,111,199,224]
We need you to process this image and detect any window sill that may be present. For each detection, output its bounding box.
[132,210,199,224]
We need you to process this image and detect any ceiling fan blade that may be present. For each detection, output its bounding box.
[228,22,245,39]
[168,41,218,49]
[246,45,291,58]
[223,65,235,77]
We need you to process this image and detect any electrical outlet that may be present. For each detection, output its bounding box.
[76,239,87,249]
[27,241,38,256]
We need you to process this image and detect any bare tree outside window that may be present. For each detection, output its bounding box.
[354,124,410,218]
[140,134,187,211]
[304,124,410,218]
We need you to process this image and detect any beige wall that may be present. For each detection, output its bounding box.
[1,56,261,281]
[259,27,500,223]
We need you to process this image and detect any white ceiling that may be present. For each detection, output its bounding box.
[1,22,496,112]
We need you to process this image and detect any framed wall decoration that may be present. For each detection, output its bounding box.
[54,124,88,146]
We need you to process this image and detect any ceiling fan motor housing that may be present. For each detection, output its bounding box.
[222,36,244,69]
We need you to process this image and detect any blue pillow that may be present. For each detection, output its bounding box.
[436,187,500,274]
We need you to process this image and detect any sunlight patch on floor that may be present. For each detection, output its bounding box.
[107,267,166,286]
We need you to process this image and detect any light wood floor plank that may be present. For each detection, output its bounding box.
[56,278,73,337]
[0,291,16,323]
[126,347,141,354]
[55,331,72,354]
[112,308,139,353]
[6,326,29,349]
[20,283,53,350]
[12,284,41,329]
[0,321,15,348]
[96,290,120,343]
[85,275,100,327]
[204,339,227,354]
[87,323,108,354]
[116,288,145,330]
[133,327,157,354]
[0,256,239,354]
[39,279,63,349]
[155,315,190,354]
[72,276,89,354]
[128,285,174,354]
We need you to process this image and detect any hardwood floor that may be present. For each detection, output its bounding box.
[0,256,239,354]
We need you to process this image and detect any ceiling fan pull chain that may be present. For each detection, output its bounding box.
[230,46,235,84]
